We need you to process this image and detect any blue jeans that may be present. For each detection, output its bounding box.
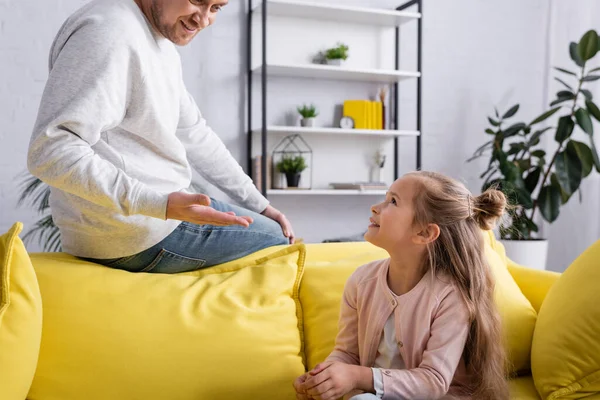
[84,198,289,274]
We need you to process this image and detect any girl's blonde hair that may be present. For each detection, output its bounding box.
[408,171,509,400]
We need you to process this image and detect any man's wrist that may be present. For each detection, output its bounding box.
[351,365,374,393]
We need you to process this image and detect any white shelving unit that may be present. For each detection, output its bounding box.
[253,126,420,138]
[253,0,420,27]
[248,0,423,195]
[268,189,386,196]
[252,63,420,83]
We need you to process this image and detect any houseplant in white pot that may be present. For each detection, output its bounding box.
[276,155,308,188]
[469,29,600,270]
[324,43,349,66]
[297,104,318,127]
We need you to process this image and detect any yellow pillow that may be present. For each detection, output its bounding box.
[532,239,600,400]
[300,234,537,375]
[0,222,43,400]
[29,244,305,400]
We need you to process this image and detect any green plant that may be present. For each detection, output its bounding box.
[276,155,308,174]
[17,174,61,252]
[324,43,349,61]
[469,30,600,240]
[297,104,318,119]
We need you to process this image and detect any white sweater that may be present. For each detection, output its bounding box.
[28,0,268,258]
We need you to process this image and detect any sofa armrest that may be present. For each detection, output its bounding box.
[507,261,561,313]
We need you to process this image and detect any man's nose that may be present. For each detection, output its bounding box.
[192,11,210,29]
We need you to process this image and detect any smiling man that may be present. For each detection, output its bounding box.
[27,0,294,274]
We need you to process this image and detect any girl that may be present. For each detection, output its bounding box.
[294,171,509,400]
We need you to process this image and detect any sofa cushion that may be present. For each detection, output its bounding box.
[29,244,305,400]
[532,239,600,400]
[0,222,43,400]
[300,233,537,374]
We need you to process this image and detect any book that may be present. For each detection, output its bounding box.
[343,100,369,129]
[252,155,272,190]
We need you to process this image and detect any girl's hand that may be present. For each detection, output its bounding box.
[302,362,357,400]
[293,373,312,400]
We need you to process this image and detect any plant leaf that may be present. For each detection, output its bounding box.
[550,98,573,107]
[577,30,599,61]
[524,167,542,193]
[586,100,600,122]
[551,173,571,205]
[583,75,600,82]
[485,128,495,135]
[529,106,561,125]
[488,117,500,127]
[555,66,577,76]
[555,116,575,142]
[557,90,575,98]
[575,108,594,135]
[502,123,526,139]
[528,127,552,147]
[538,184,562,222]
[570,42,585,67]
[502,104,520,119]
[531,150,546,158]
[555,148,583,195]
[589,137,600,172]
[589,66,600,73]
[582,89,593,101]
[555,77,575,91]
[567,140,594,177]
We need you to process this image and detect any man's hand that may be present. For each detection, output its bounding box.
[293,373,312,400]
[261,205,295,243]
[166,192,253,227]
[301,362,359,400]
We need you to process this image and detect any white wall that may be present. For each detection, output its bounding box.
[0,0,597,271]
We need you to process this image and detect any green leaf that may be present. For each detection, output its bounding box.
[586,100,600,122]
[567,140,594,177]
[502,104,520,119]
[528,127,552,146]
[557,90,575,98]
[524,167,541,193]
[531,150,546,158]
[515,187,534,209]
[581,89,593,101]
[555,77,575,92]
[555,148,583,195]
[485,128,495,135]
[589,137,600,173]
[555,66,577,76]
[555,116,575,142]
[589,66,600,73]
[575,108,594,135]
[577,30,599,61]
[538,184,562,222]
[502,123,526,139]
[529,106,561,125]
[488,117,500,127]
[570,42,584,67]
[583,75,600,82]
[550,98,573,107]
[551,173,571,205]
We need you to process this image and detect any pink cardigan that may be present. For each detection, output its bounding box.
[326,259,471,400]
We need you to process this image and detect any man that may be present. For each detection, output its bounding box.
[27,0,294,274]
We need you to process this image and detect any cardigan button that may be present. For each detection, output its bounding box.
[383,370,391,376]
[398,341,404,347]
[391,299,397,306]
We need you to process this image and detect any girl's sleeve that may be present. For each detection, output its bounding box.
[325,272,361,365]
[380,288,470,400]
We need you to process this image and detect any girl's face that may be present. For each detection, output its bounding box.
[364,176,420,251]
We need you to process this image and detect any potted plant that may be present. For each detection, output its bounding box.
[469,29,600,270]
[324,43,349,66]
[276,155,307,188]
[297,104,319,127]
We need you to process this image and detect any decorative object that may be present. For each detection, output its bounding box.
[324,43,349,66]
[469,29,600,269]
[17,174,60,251]
[371,149,386,183]
[378,87,388,130]
[272,134,313,189]
[297,104,318,127]
[339,116,354,129]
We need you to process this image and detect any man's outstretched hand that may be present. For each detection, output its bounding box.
[166,192,253,227]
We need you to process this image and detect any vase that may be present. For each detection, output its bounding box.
[326,59,344,66]
[300,118,315,128]
[285,172,301,188]
[500,239,549,270]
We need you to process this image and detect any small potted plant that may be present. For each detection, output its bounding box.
[297,104,319,127]
[324,43,349,66]
[276,155,307,188]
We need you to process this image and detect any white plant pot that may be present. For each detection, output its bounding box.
[300,118,316,127]
[326,59,344,66]
[500,239,549,270]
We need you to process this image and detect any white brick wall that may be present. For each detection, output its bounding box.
[0,0,598,271]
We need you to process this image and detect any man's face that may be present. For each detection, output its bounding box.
[148,0,228,46]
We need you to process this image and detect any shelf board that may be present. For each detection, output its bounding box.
[253,0,421,27]
[253,126,420,138]
[267,189,386,196]
[253,63,420,83]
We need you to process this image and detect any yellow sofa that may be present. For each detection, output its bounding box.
[2,223,599,400]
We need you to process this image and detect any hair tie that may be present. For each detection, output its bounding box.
[467,195,473,219]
